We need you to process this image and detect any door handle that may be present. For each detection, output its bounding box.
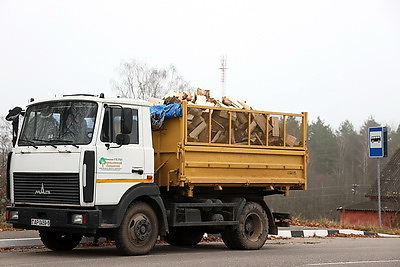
[132,169,144,175]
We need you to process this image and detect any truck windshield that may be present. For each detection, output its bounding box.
[18,101,98,146]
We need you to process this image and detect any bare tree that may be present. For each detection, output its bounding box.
[0,117,12,173]
[166,65,192,93]
[111,60,193,100]
[0,117,12,209]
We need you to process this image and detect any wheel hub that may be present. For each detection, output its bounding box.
[244,214,262,241]
[134,218,152,241]
[245,219,255,234]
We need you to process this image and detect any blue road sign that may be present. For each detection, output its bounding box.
[368,127,387,158]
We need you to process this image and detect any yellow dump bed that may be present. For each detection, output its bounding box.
[152,101,308,197]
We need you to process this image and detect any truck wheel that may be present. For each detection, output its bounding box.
[221,202,268,250]
[39,231,82,251]
[164,227,204,246]
[115,202,159,256]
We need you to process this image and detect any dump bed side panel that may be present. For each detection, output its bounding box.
[182,145,306,189]
[152,116,183,188]
[152,102,308,194]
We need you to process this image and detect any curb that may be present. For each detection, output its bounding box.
[0,237,42,248]
[0,237,95,249]
[271,229,400,238]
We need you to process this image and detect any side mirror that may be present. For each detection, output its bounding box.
[6,107,23,147]
[121,108,132,134]
[116,134,130,145]
[6,107,23,122]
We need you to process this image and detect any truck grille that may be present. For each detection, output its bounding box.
[13,172,80,205]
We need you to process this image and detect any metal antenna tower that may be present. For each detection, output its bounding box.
[219,55,228,97]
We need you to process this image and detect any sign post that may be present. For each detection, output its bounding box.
[368,127,387,228]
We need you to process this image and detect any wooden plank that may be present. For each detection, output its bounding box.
[222,97,233,107]
[188,108,203,117]
[164,96,182,104]
[187,115,204,132]
[231,131,236,144]
[195,95,207,106]
[237,131,247,143]
[225,97,244,109]
[191,115,205,127]
[178,92,193,102]
[249,120,257,133]
[187,113,194,121]
[148,97,164,105]
[238,100,252,111]
[212,118,225,131]
[231,111,237,121]
[211,130,223,143]
[254,114,266,134]
[270,117,280,137]
[218,110,229,119]
[286,134,298,147]
[255,132,265,145]
[268,136,282,146]
[207,98,219,106]
[237,112,248,125]
[198,126,208,142]
[189,121,207,139]
[164,89,177,98]
[195,88,210,98]
[237,122,248,131]
[217,132,228,143]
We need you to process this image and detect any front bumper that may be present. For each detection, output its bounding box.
[6,206,102,234]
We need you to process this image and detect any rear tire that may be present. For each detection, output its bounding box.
[39,231,82,251]
[164,227,204,246]
[115,202,159,256]
[222,202,268,250]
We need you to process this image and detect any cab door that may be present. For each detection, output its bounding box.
[95,105,146,205]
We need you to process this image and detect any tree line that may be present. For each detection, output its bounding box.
[268,116,400,221]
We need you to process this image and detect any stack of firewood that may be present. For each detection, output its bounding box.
[148,89,299,147]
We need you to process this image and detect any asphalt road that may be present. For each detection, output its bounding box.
[0,237,399,267]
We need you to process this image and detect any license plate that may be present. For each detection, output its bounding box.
[31,218,50,227]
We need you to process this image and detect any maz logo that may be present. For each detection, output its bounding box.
[35,183,51,195]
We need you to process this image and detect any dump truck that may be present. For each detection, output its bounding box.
[5,94,308,255]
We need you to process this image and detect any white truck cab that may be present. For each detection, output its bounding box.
[6,94,168,255]
[9,95,155,206]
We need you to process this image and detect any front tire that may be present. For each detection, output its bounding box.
[221,202,268,250]
[39,231,82,251]
[115,202,159,256]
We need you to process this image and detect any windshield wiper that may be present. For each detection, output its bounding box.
[33,138,57,148]
[18,139,38,149]
[49,139,79,148]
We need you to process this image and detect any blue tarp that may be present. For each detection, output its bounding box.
[150,103,182,130]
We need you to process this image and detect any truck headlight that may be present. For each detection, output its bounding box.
[71,214,86,225]
[8,210,19,220]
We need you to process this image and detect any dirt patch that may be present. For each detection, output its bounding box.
[327,233,379,238]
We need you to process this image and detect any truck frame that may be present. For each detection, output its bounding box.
[5,94,308,255]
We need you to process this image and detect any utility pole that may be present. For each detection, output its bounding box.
[219,55,228,97]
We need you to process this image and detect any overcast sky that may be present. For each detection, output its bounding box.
[1,0,399,130]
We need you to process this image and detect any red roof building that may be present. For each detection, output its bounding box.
[338,149,400,228]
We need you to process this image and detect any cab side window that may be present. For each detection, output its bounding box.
[101,107,139,144]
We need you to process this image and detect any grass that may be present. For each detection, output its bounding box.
[0,214,20,231]
[292,217,400,235]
